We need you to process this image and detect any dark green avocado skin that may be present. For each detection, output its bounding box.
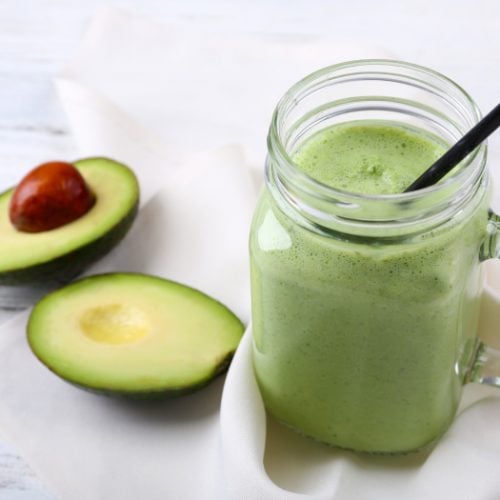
[0,200,138,286]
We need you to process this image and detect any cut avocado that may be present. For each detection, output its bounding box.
[0,158,139,286]
[27,273,244,397]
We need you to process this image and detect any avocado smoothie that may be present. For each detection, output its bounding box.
[250,121,487,453]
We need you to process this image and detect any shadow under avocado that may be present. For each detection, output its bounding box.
[99,374,226,425]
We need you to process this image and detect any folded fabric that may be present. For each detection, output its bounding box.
[60,6,390,165]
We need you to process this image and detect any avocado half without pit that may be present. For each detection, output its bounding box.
[27,273,245,397]
[0,158,139,286]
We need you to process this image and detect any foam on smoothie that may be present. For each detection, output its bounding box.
[292,122,446,194]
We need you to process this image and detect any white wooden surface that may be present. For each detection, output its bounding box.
[0,0,499,188]
[0,0,498,497]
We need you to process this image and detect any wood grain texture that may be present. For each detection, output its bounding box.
[0,0,498,188]
[0,441,52,499]
[0,0,498,497]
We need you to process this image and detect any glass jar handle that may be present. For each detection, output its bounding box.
[468,343,500,386]
[468,210,500,386]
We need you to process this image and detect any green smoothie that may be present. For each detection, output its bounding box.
[292,122,445,194]
[250,121,487,453]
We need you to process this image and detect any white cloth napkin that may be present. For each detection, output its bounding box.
[1,6,500,500]
[58,6,389,166]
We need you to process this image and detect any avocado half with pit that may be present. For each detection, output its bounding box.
[0,158,139,286]
[27,273,245,397]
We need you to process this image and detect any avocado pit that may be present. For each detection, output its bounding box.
[9,161,96,233]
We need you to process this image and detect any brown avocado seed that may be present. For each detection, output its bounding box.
[9,161,96,233]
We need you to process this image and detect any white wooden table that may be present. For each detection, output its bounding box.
[0,0,498,497]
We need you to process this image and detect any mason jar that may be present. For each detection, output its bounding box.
[250,60,500,454]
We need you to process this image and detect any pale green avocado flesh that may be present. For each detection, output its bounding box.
[27,273,245,397]
[0,158,139,286]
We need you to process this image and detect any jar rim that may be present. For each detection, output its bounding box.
[268,58,486,206]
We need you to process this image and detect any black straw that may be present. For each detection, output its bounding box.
[404,103,500,192]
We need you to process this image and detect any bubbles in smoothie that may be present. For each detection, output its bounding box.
[292,121,447,195]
